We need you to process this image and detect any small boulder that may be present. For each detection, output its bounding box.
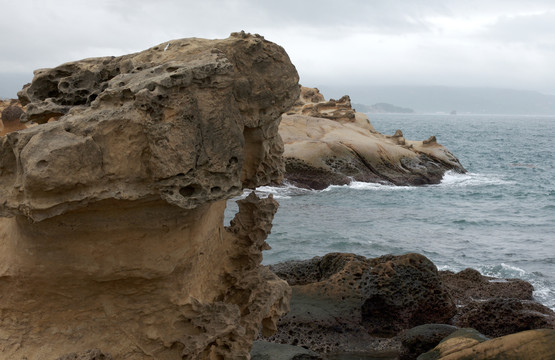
[399,324,459,360]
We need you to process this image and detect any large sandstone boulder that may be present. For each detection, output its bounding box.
[280,87,465,189]
[419,328,555,360]
[267,253,456,353]
[0,32,299,359]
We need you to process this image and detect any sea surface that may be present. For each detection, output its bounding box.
[225,114,555,310]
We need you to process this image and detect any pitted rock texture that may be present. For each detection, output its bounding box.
[3,31,299,222]
[267,253,455,353]
[280,87,466,189]
[440,268,555,338]
[440,268,534,304]
[0,33,298,359]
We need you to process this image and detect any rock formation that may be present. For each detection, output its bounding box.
[0,100,27,135]
[267,253,456,353]
[441,269,555,337]
[265,253,555,358]
[0,32,299,359]
[280,87,465,189]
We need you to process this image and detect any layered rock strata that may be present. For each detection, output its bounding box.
[280,87,466,189]
[0,32,299,359]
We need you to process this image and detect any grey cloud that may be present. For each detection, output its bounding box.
[485,11,555,44]
[2,0,555,97]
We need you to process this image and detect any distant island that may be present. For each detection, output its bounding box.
[353,102,415,114]
[323,85,555,115]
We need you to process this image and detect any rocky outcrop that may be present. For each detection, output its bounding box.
[0,32,299,359]
[280,87,465,189]
[441,268,555,337]
[267,253,456,353]
[266,253,554,358]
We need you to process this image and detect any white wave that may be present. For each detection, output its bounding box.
[234,182,315,200]
[325,180,414,192]
[480,263,527,278]
[438,170,514,187]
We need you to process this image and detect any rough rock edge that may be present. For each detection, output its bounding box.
[1,31,300,221]
[0,33,298,359]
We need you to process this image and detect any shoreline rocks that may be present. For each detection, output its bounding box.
[279,87,466,190]
[0,33,299,359]
[261,252,555,359]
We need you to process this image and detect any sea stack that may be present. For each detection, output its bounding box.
[0,32,299,359]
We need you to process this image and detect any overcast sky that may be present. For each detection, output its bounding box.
[1,0,555,98]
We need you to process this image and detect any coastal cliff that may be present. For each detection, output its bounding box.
[280,87,465,189]
[0,32,299,359]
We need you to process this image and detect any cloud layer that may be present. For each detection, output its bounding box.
[1,0,555,97]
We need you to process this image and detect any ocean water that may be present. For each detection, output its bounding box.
[225,114,555,310]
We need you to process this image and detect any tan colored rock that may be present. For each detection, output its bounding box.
[0,100,27,135]
[0,32,298,359]
[280,87,465,189]
[419,328,555,360]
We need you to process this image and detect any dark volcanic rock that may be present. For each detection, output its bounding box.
[361,254,457,336]
[441,268,555,337]
[454,298,555,337]
[440,268,534,305]
[266,253,455,354]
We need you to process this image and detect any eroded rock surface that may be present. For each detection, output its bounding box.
[267,253,456,353]
[280,87,465,189]
[267,253,554,358]
[441,268,555,337]
[0,32,299,359]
